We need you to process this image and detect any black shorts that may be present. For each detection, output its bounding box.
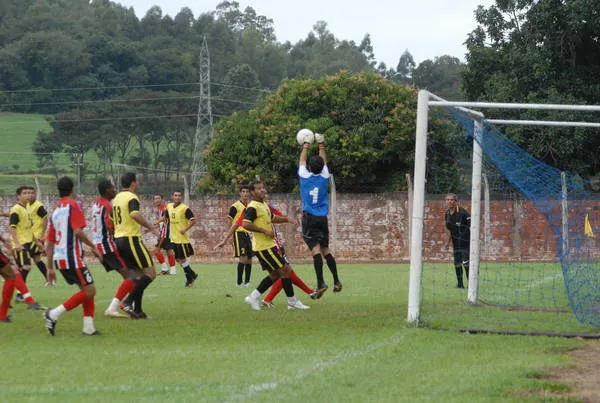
[156,237,174,250]
[13,242,34,268]
[301,213,330,249]
[115,236,153,270]
[59,266,94,286]
[29,241,42,257]
[255,246,288,272]
[453,248,470,267]
[0,251,10,268]
[173,243,194,260]
[232,232,253,258]
[101,251,127,272]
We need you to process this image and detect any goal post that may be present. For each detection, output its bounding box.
[408,90,600,332]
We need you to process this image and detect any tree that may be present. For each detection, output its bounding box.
[394,50,415,85]
[216,63,262,116]
[463,0,600,176]
[413,55,464,100]
[205,71,417,193]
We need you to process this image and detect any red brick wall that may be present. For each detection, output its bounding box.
[0,194,562,263]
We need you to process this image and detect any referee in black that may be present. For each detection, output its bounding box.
[444,193,471,289]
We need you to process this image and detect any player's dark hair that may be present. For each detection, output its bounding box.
[172,190,183,196]
[446,193,458,201]
[308,155,325,174]
[15,186,28,195]
[154,194,163,199]
[121,172,136,188]
[249,180,263,191]
[98,179,113,197]
[57,176,74,197]
[239,183,251,191]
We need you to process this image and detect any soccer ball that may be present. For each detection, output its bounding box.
[296,128,314,145]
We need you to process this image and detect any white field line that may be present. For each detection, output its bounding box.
[1,332,406,398]
[224,332,406,402]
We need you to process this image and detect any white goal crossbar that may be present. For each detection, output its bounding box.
[407,90,600,325]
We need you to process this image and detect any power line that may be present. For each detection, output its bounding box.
[1,81,272,95]
[0,112,231,126]
[0,95,200,108]
[0,95,259,108]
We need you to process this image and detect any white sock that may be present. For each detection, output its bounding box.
[50,305,67,321]
[287,296,298,304]
[107,298,120,312]
[250,290,261,299]
[161,263,168,271]
[82,316,96,334]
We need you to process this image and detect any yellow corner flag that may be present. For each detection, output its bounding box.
[585,214,595,238]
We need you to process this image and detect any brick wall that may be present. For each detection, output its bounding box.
[0,194,562,263]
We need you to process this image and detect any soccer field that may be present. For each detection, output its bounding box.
[1,263,584,402]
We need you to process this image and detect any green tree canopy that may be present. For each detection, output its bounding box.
[463,0,600,176]
[205,71,417,193]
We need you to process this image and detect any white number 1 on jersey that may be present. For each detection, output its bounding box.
[309,187,319,204]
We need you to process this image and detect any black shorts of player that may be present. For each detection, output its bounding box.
[301,212,330,250]
[453,248,470,267]
[58,266,94,286]
[101,251,127,272]
[29,241,42,257]
[255,246,288,272]
[173,243,194,260]
[115,236,153,270]
[12,242,34,268]
[155,236,174,250]
[0,251,10,269]
[233,232,253,258]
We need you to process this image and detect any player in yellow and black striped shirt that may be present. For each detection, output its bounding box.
[9,186,34,278]
[214,184,253,287]
[112,173,159,319]
[25,186,50,284]
[241,181,310,310]
[165,191,199,287]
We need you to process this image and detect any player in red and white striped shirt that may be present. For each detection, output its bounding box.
[91,179,134,318]
[44,177,102,336]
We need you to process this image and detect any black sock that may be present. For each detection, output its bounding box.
[243,263,252,284]
[282,277,294,297]
[21,268,29,282]
[36,261,47,277]
[256,276,273,294]
[182,263,195,277]
[236,262,244,285]
[313,254,324,286]
[455,266,464,287]
[324,253,340,283]
[133,275,153,313]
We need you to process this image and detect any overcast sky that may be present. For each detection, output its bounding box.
[116,0,496,67]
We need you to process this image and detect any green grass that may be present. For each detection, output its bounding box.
[421,262,600,334]
[0,264,588,402]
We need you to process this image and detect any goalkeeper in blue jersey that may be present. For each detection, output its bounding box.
[444,193,471,289]
[298,131,342,293]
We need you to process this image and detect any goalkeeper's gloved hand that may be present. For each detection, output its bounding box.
[314,133,325,144]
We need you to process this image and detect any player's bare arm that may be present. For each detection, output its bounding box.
[272,215,298,226]
[74,228,101,259]
[315,132,327,164]
[214,221,239,249]
[180,217,196,235]
[131,212,160,236]
[8,226,22,251]
[242,221,273,237]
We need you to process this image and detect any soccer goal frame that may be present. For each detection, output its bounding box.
[407,90,600,325]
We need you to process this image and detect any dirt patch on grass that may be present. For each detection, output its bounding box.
[543,342,600,402]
